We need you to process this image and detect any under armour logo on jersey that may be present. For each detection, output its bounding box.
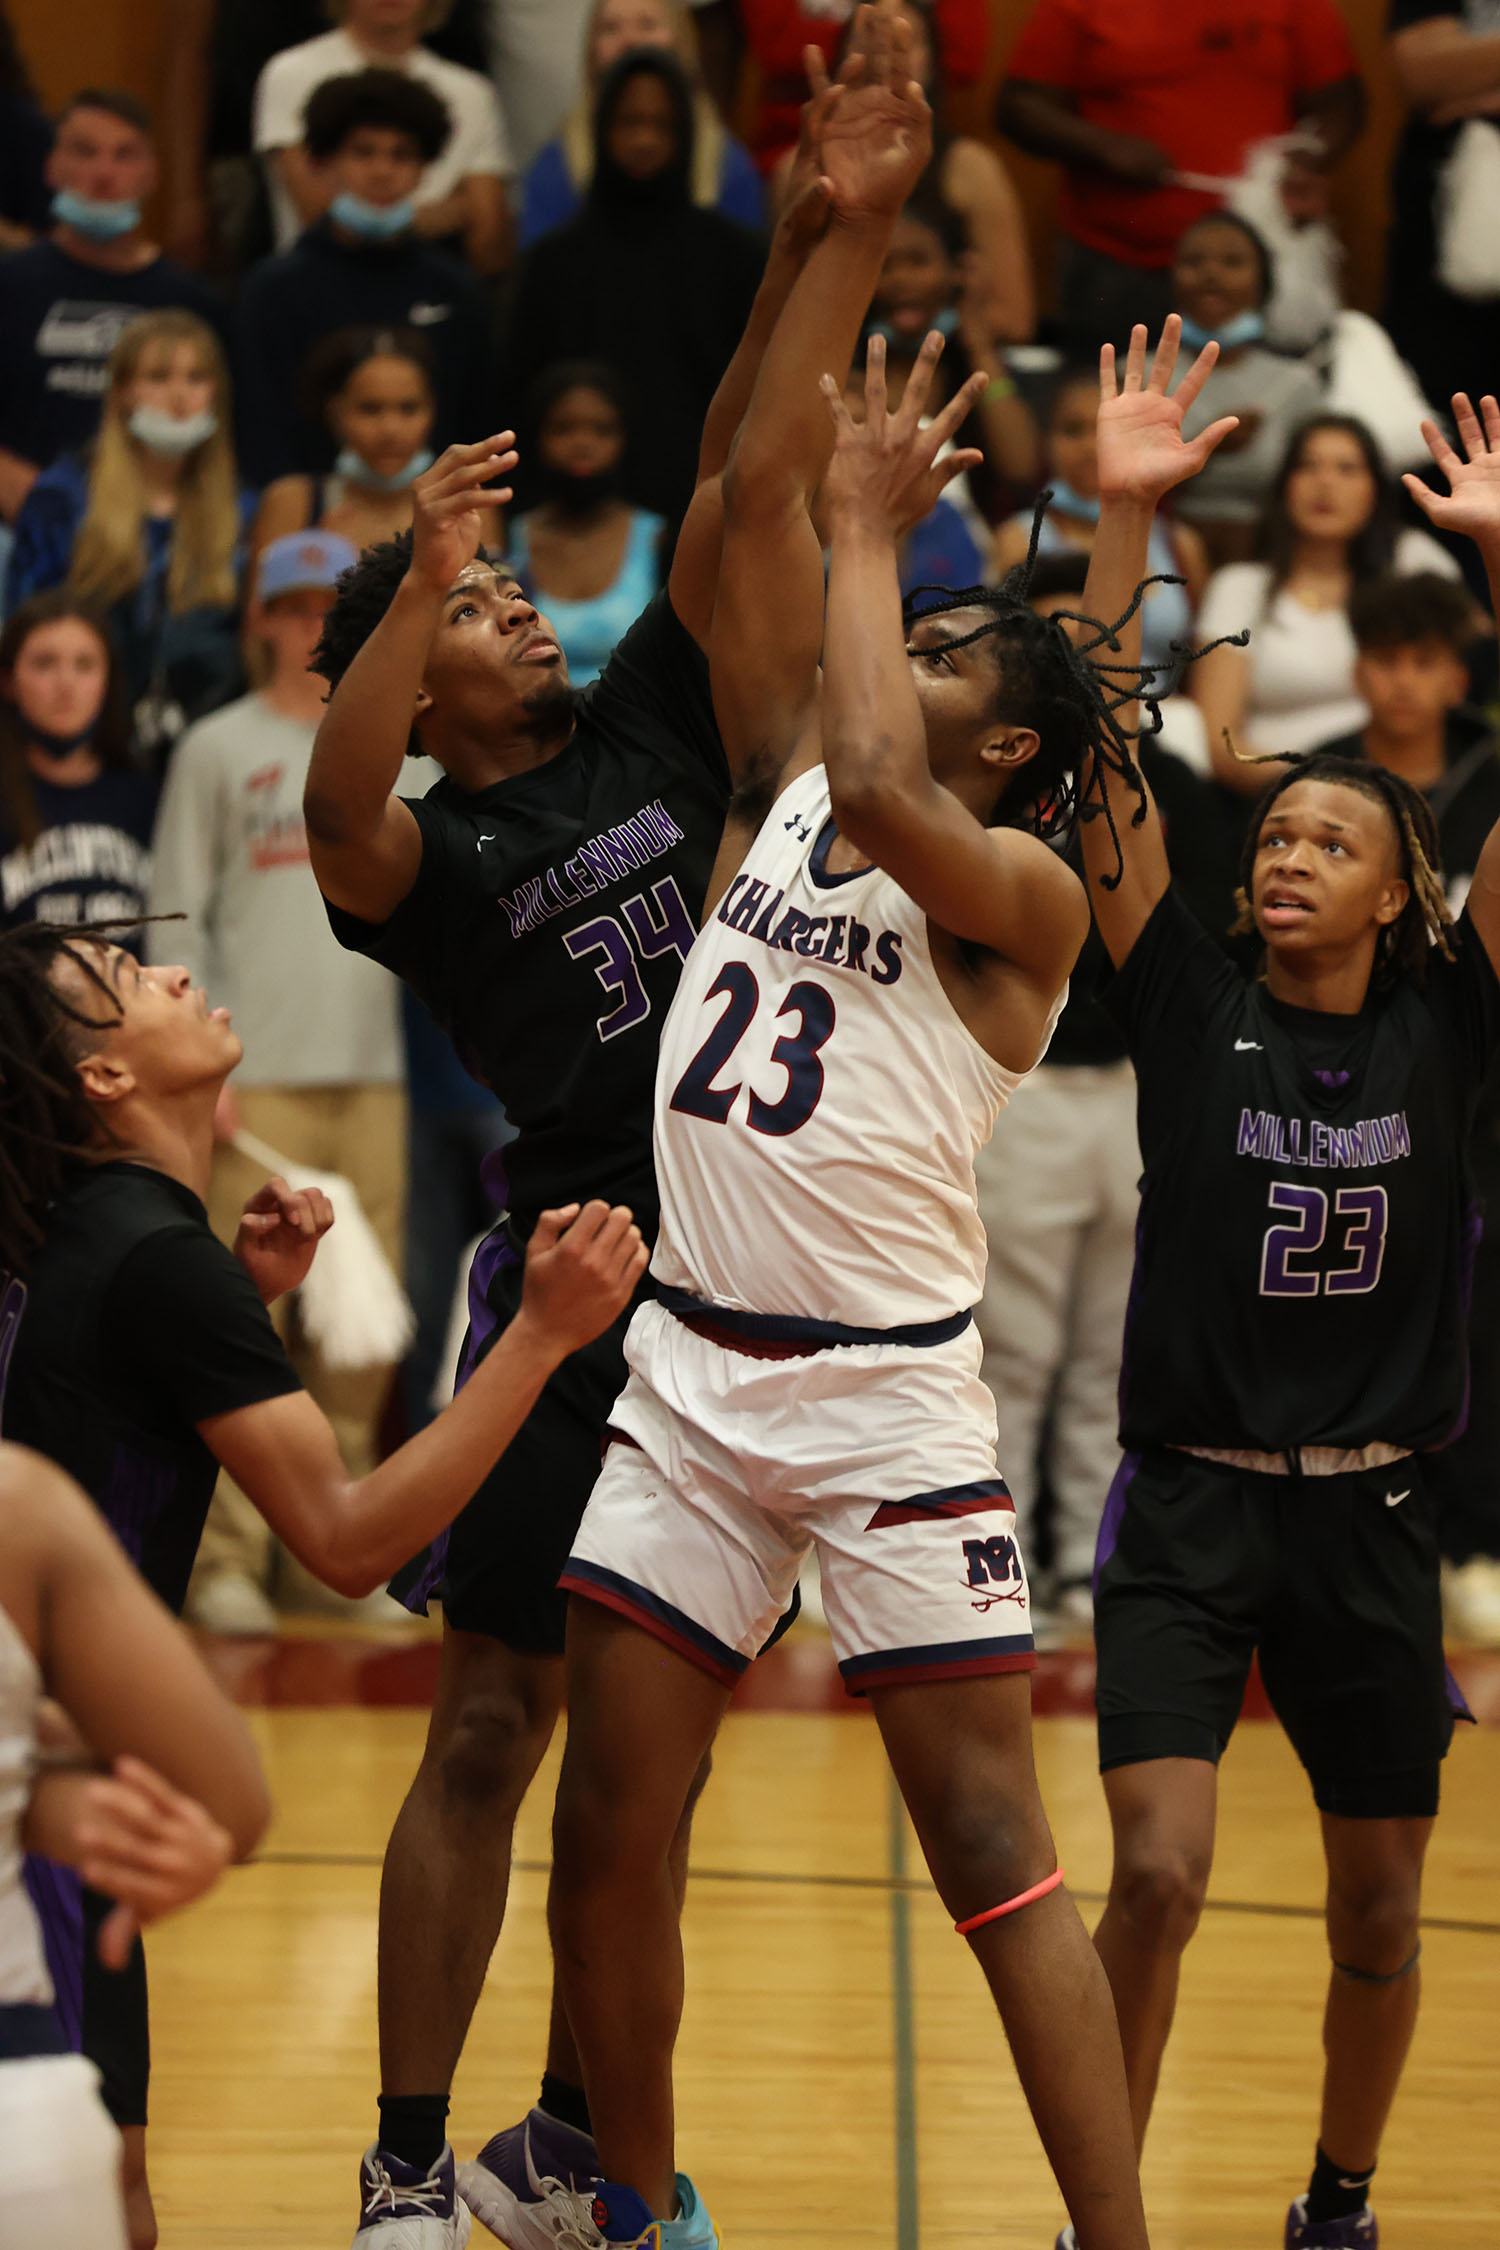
[1234,1038,1262,1051]
[783,813,813,842]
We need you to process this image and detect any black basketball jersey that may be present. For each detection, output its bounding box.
[2,1164,301,1612]
[1104,886,1500,1454]
[328,592,730,1241]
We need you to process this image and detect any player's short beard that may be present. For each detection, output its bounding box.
[517,670,576,743]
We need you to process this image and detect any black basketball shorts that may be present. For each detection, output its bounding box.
[390,1229,799,1657]
[1093,1446,1464,1819]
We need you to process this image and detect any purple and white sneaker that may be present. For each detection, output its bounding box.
[354,2143,472,2248]
[1285,2196,1378,2248]
[457,2109,599,2247]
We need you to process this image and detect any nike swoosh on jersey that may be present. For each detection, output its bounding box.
[1385,1489,1410,1506]
[1234,1039,1263,1051]
[407,302,452,325]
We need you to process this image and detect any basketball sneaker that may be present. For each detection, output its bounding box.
[354,2143,471,2247]
[1053,2228,1077,2250]
[1285,2196,1378,2247]
[575,2175,719,2249]
[457,2109,598,2247]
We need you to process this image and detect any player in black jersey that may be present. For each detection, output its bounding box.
[301,56,892,2245]
[0,921,645,2250]
[1073,343,1500,2250]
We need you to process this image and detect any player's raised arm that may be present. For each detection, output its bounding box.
[200,1201,646,1598]
[710,5,932,786]
[818,336,1086,996]
[1077,319,1239,968]
[1404,392,1500,976]
[302,435,516,925]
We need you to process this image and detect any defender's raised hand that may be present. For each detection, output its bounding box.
[234,1176,335,1303]
[1096,317,1240,508]
[818,1,931,226]
[1405,395,1500,550]
[408,435,518,592]
[775,48,842,256]
[820,330,985,536]
[518,1199,648,1358]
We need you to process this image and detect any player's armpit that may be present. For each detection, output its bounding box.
[303,790,424,924]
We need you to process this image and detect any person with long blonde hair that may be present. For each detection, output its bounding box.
[6,309,248,764]
[519,0,763,244]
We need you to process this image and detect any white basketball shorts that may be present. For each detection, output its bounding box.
[562,1296,1035,1694]
[0,2051,127,2249]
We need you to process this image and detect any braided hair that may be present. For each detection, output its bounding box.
[905,497,1243,880]
[0,925,126,1282]
[1231,752,1454,985]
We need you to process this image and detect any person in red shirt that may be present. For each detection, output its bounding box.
[695,0,989,173]
[995,0,1364,353]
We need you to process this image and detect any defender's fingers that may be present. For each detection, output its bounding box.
[1420,416,1463,479]
[820,372,855,431]
[1453,392,1485,460]
[1099,340,1118,402]
[864,332,889,423]
[529,1203,580,1255]
[931,447,986,494]
[1481,393,1500,450]
[1184,414,1241,467]
[560,1198,615,1249]
[803,41,829,98]
[1122,324,1149,393]
[1401,471,1442,521]
[923,368,989,452]
[894,330,948,430]
[1169,337,1222,416]
[1145,312,1182,393]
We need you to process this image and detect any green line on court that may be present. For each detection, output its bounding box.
[887,1772,920,2250]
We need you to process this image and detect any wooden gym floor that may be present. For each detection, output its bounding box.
[146,1627,1500,2250]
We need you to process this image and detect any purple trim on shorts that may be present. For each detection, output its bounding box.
[98,1443,179,1571]
[866,1478,1013,1529]
[22,1855,83,2051]
[1446,1663,1476,1725]
[1093,1450,1141,1592]
[558,1558,748,1686]
[394,1224,523,1617]
[838,1633,1035,1696]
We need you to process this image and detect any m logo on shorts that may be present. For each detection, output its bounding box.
[963,1534,1025,1611]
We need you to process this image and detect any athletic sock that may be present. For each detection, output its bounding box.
[1305,2145,1375,2224]
[539,2071,593,2137]
[377,2093,450,2174]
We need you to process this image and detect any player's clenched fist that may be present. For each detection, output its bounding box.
[519,1200,648,1356]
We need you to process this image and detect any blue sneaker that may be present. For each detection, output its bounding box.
[353,2144,471,2248]
[457,2108,598,2247]
[584,2174,719,2249]
[1285,2197,1378,2248]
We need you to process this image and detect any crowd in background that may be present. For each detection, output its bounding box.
[5,0,1500,1646]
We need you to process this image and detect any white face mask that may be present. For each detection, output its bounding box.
[127,402,218,457]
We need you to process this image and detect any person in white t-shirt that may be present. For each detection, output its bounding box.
[147,530,408,1635]
[253,0,512,273]
[1192,411,1462,792]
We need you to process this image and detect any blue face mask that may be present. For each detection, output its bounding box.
[329,191,416,241]
[1045,479,1101,524]
[1177,310,1265,352]
[52,187,141,243]
[334,445,435,492]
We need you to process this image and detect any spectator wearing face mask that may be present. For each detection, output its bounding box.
[0,90,227,528]
[7,310,247,767]
[507,361,665,687]
[521,0,763,247]
[234,71,493,490]
[248,324,502,589]
[253,0,511,274]
[0,591,156,942]
[502,47,764,526]
[1164,212,1325,569]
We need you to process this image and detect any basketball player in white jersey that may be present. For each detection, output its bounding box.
[0,1441,268,2249]
[539,41,1240,2242]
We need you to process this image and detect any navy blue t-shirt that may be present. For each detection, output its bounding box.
[0,767,159,941]
[0,240,227,470]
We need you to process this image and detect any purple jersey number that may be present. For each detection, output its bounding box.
[563,875,696,1043]
[1259,1180,1388,1299]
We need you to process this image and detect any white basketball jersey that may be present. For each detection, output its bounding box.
[651,768,1065,1328]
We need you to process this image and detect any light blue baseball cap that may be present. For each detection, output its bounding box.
[256,529,359,604]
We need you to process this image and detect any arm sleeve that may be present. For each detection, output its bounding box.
[1423,909,1500,1093]
[105,1228,303,1427]
[144,729,222,990]
[1291,0,1362,88]
[1003,0,1086,87]
[584,589,730,786]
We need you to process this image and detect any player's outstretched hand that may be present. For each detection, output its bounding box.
[775,49,840,258]
[408,436,518,593]
[819,329,985,537]
[1095,316,1240,508]
[234,1176,335,1304]
[1404,394,1500,550]
[519,1200,648,1358]
[75,1757,236,1972]
[818,2,931,226]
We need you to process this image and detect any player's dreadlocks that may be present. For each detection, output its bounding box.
[905,497,1244,883]
[0,925,126,1281]
[1230,751,1454,985]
